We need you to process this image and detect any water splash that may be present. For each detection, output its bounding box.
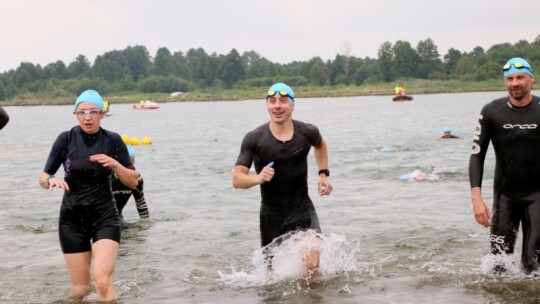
[217,232,361,288]
[480,253,523,276]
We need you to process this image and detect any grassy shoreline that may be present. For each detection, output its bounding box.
[0,79,506,106]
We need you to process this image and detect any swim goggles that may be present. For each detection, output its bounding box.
[503,62,533,72]
[267,90,295,103]
[73,109,103,117]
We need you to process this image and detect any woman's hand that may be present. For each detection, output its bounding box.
[89,154,119,169]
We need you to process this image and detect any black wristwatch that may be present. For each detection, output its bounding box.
[318,169,330,177]
[46,175,55,187]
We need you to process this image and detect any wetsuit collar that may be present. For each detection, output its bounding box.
[507,98,534,110]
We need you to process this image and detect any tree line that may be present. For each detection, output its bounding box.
[0,35,539,101]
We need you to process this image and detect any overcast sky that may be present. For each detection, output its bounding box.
[1,0,539,73]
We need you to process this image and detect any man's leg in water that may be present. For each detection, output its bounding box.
[521,198,540,273]
[490,194,520,273]
[301,230,322,280]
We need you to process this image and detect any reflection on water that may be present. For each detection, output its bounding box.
[1,91,540,303]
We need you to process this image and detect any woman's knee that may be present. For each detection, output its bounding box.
[68,284,91,299]
[94,275,113,294]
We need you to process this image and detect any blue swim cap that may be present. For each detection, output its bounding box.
[267,83,295,105]
[503,57,534,78]
[443,127,452,132]
[126,145,135,158]
[75,89,104,110]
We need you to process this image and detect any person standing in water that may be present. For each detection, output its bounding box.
[39,89,139,301]
[112,145,149,221]
[232,82,333,278]
[469,57,540,273]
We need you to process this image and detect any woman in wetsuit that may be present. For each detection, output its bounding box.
[469,57,540,273]
[39,90,139,301]
[233,83,333,278]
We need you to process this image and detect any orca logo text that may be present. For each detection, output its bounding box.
[503,124,538,129]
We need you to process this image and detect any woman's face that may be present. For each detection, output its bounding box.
[73,102,104,134]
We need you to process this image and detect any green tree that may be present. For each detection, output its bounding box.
[443,48,462,75]
[534,34,540,45]
[93,58,129,82]
[454,55,477,77]
[377,41,394,82]
[246,58,281,78]
[68,55,91,78]
[123,45,151,81]
[111,75,137,91]
[392,40,419,78]
[59,77,110,95]
[329,55,350,85]
[186,48,210,86]
[220,48,245,88]
[485,43,514,66]
[470,46,487,66]
[415,38,443,78]
[172,51,192,80]
[0,81,6,100]
[138,75,192,93]
[241,51,261,68]
[153,47,176,76]
[474,61,500,80]
[201,54,221,87]
[308,57,330,86]
[43,60,68,80]
[13,62,42,88]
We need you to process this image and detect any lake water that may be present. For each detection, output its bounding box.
[2,91,540,303]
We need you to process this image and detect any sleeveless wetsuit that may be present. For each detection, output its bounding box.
[44,126,134,254]
[236,120,323,248]
[111,175,149,219]
[469,95,540,272]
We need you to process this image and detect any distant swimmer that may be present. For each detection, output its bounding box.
[439,127,459,139]
[469,57,540,274]
[39,90,139,301]
[112,145,149,221]
[0,106,9,130]
[399,169,439,182]
[232,82,333,279]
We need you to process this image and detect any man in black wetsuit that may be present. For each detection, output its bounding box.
[233,82,333,278]
[112,145,149,221]
[469,57,540,273]
[0,106,9,130]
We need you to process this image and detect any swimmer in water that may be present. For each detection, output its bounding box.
[439,127,459,139]
[232,82,333,279]
[39,90,139,301]
[469,57,540,274]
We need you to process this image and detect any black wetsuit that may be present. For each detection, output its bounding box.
[111,175,149,220]
[44,126,134,254]
[0,106,9,130]
[469,95,540,272]
[236,120,323,248]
